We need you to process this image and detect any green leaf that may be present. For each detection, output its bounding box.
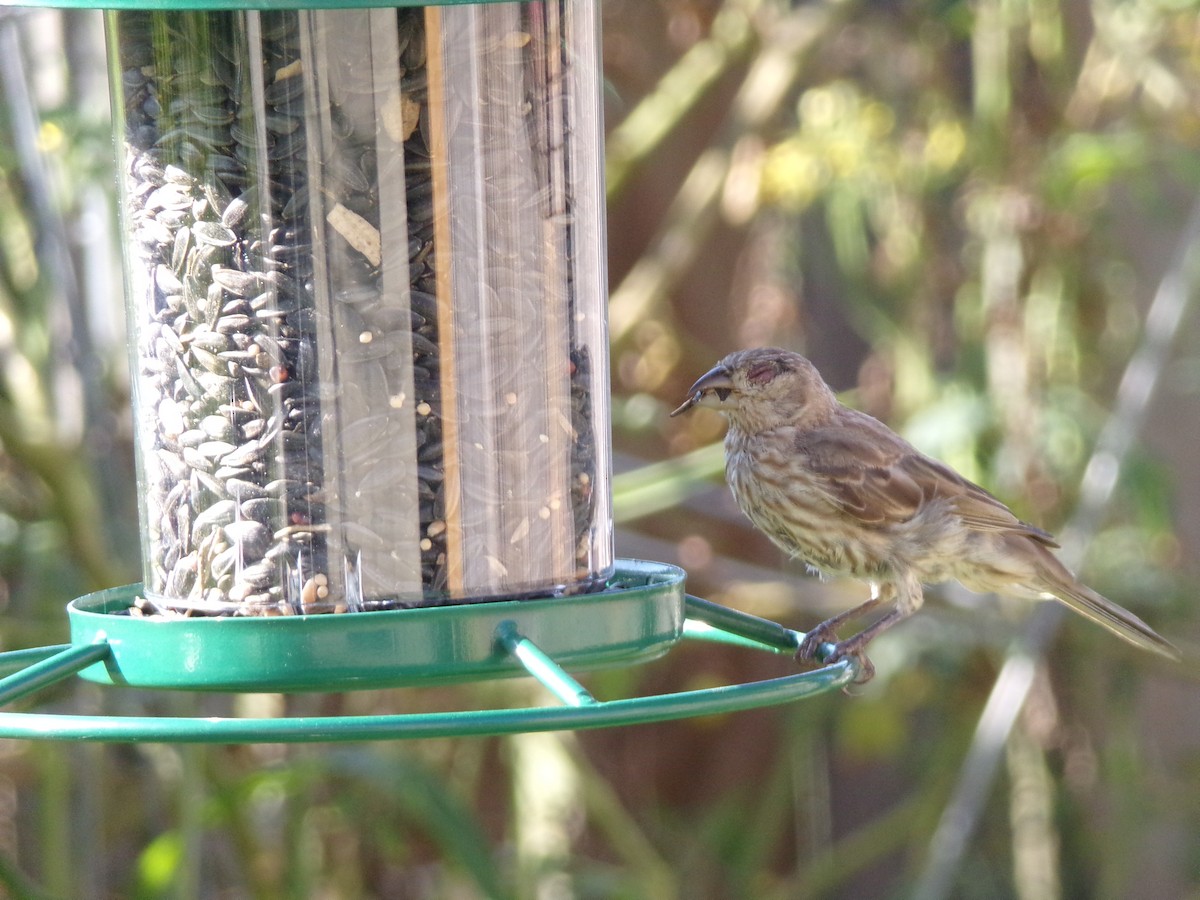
[611,442,726,524]
[134,832,183,899]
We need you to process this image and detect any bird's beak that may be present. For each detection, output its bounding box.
[670,365,734,417]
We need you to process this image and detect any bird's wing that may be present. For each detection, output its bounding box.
[797,412,1059,546]
[795,420,925,526]
[902,454,1059,547]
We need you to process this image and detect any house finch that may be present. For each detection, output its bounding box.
[672,347,1179,682]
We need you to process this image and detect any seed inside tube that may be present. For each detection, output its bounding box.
[274,59,302,81]
[327,202,382,267]
[381,89,421,143]
[509,517,530,544]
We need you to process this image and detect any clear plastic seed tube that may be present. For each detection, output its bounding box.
[108,2,612,615]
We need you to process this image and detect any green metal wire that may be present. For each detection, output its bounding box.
[496,621,599,708]
[0,645,73,679]
[0,644,110,707]
[683,595,802,652]
[0,661,854,743]
[0,593,856,743]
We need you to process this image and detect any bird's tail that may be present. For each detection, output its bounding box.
[1037,559,1180,661]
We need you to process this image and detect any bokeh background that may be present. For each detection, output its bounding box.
[0,0,1197,896]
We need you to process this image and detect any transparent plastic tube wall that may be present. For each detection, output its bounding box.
[108,1,613,615]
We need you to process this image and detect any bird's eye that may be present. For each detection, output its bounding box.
[747,361,781,385]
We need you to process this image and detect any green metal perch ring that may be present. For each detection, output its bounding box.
[0,560,856,743]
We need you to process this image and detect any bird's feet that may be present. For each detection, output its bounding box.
[796,624,876,685]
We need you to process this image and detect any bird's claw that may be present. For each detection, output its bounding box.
[795,623,837,666]
[834,645,876,685]
[796,626,876,685]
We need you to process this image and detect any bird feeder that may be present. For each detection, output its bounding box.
[0,0,857,743]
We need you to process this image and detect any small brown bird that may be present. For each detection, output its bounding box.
[672,347,1179,681]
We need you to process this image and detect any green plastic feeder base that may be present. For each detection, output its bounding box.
[0,559,858,743]
[67,558,687,692]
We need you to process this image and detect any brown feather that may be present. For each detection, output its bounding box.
[1033,552,1179,659]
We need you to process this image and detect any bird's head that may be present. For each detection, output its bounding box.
[670,347,837,432]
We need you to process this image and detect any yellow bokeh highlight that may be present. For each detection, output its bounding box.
[761,79,969,218]
[37,121,65,154]
[760,139,823,210]
[925,119,967,171]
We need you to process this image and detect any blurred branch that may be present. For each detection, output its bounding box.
[0,15,122,592]
[605,0,757,200]
[0,16,82,336]
[0,404,122,589]
[565,736,679,898]
[609,0,848,351]
[913,193,1200,900]
[612,440,724,523]
[510,730,578,898]
[763,790,933,899]
[608,145,726,347]
[1007,713,1061,900]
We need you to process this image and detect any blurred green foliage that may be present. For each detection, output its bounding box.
[0,0,1196,897]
